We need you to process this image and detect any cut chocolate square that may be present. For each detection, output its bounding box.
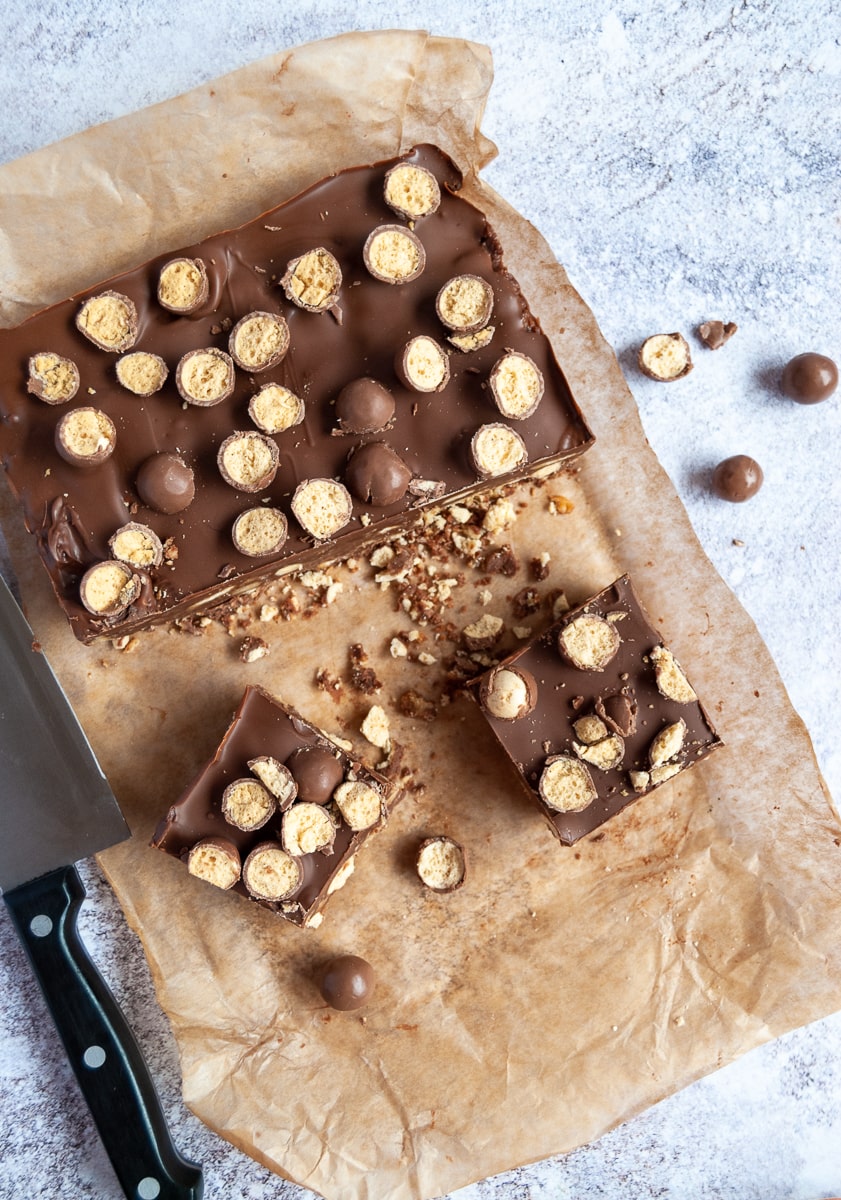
[0,144,593,643]
[151,686,400,927]
[472,576,722,844]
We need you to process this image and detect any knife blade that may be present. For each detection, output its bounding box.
[0,572,203,1200]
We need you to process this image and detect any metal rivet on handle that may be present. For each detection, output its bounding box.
[82,1045,106,1069]
[29,914,53,937]
[137,1178,161,1199]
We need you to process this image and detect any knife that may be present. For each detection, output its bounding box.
[0,573,203,1200]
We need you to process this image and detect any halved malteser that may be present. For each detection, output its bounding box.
[75,291,138,352]
[395,335,450,393]
[232,506,288,557]
[55,407,117,467]
[26,352,80,404]
[242,843,302,901]
[282,802,337,856]
[470,422,527,479]
[448,327,495,354]
[221,778,276,831]
[383,162,441,220]
[115,351,168,396]
[538,755,597,813]
[187,837,241,890]
[108,522,163,569]
[79,560,140,618]
[157,257,209,314]
[557,613,621,671]
[333,780,383,831]
[416,836,466,892]
[228,311,290,372]
[217,431,279,492]
[489,351,544,420]
[478,665,538,721]
[650,645,697,703]
[435,275,494,333]
[363,224,425,284]
[248,383,304,434]
[281,247,342,312]
[175,347,235,406]
[290,478,353,540]
[638,332,693,382]
[248,756,298,811]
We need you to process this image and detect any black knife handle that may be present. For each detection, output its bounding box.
[5,863,203,1200]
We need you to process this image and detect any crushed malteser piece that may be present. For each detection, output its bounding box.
[489,351,544,420]
[538,755,597,813]
[281,247,342,312]
[512,586,540,618]
[363,224,425,284]
[175,347,235,407]
[650,761,682,785]
[629,770,650,793]
[349,643,382,694]
[157,257,208,314]
[239,636,269,663]
[513,625,532,639]
[573,715,609,744]
[650,645,698,703]
[334,780,383,831]
[389,636,408,658]
[187,837,240,889]
[55,407,116,467]
[479,665,537,721]
[448,326,495,353]
[638,332,693,381]
[282,801,337,856]
[435,274,494,333]
[247,383,305,435]
[242,842,302,901]
[478,588,493,606]
[75,291,138,352]
[573,732,625,771]
[115,351,168,396]
[549,495,574,515]
[470,423,527,479]
[462,612,504,651]
[549,589,571,618]
[558,613,621,671]
[361,704,391,750]
[26,352,80,404]
[649,719,687,768]
[416,836,466,892]
[221,777,275,831]
[108,522,163,568]
[398,689,437,721]
[383,162,441,220]
[217,431,280,493]
[417,651,437,665]
[396,335,450,393]
[369,545,395,568]
[698,320,737,350]
[248,756,297,809]
[229,311,290,372]
[79,560,140,617]
[291,478,353,540]
[483,543,519,577]
[531,552,551,581]
[232,506,288,557]
[483,498,517,533]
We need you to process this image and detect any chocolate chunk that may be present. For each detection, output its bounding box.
[334,378,395,434]
[780,352,838,404]
[26,352,79,405]
[711,454,763,502]
[638,332,693,381]
[319,954,376,1010]
[135,452,195,514]
[55,407,116,467]
[345,441,412,506]
[285,745,344,804]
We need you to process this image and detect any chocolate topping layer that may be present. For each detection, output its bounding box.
[0,145,592,643]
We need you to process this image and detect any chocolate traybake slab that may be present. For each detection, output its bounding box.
[472,575,723,844]
[0,144,593,643]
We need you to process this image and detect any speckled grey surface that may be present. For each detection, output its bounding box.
[1,3,840,1199]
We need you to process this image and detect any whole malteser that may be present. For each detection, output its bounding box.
[711,454,764,502]
[115,351,168,396]
[335,378,395,433]
[285,745,344,804]
[228,311,290,372]
[157,257,209,314]
[175,347,235,406]
[345,441,412,506]
[479,664,538,721]
[780,352,838,404]
[75,291,138,353]
[383,162,441,220]
[319,954,376,1011]
[136,452,195,514]
[26,352,80,404]
[55,407,117,467]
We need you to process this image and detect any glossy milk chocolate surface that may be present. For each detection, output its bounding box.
[0,145,593,642]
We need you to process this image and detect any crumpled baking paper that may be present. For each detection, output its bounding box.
[1,29,839,1200]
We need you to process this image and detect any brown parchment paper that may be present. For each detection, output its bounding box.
[2,30,841,1200]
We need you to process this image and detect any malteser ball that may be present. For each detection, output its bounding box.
[320,954,376,1011]
[345,441,412,506]
[136,452,195,514]
[780,352,838,404]
[711,454,764,502]
[285,746,344,804]
[335,378,395,433]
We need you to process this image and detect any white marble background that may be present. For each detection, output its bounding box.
[1,2,840,1198]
